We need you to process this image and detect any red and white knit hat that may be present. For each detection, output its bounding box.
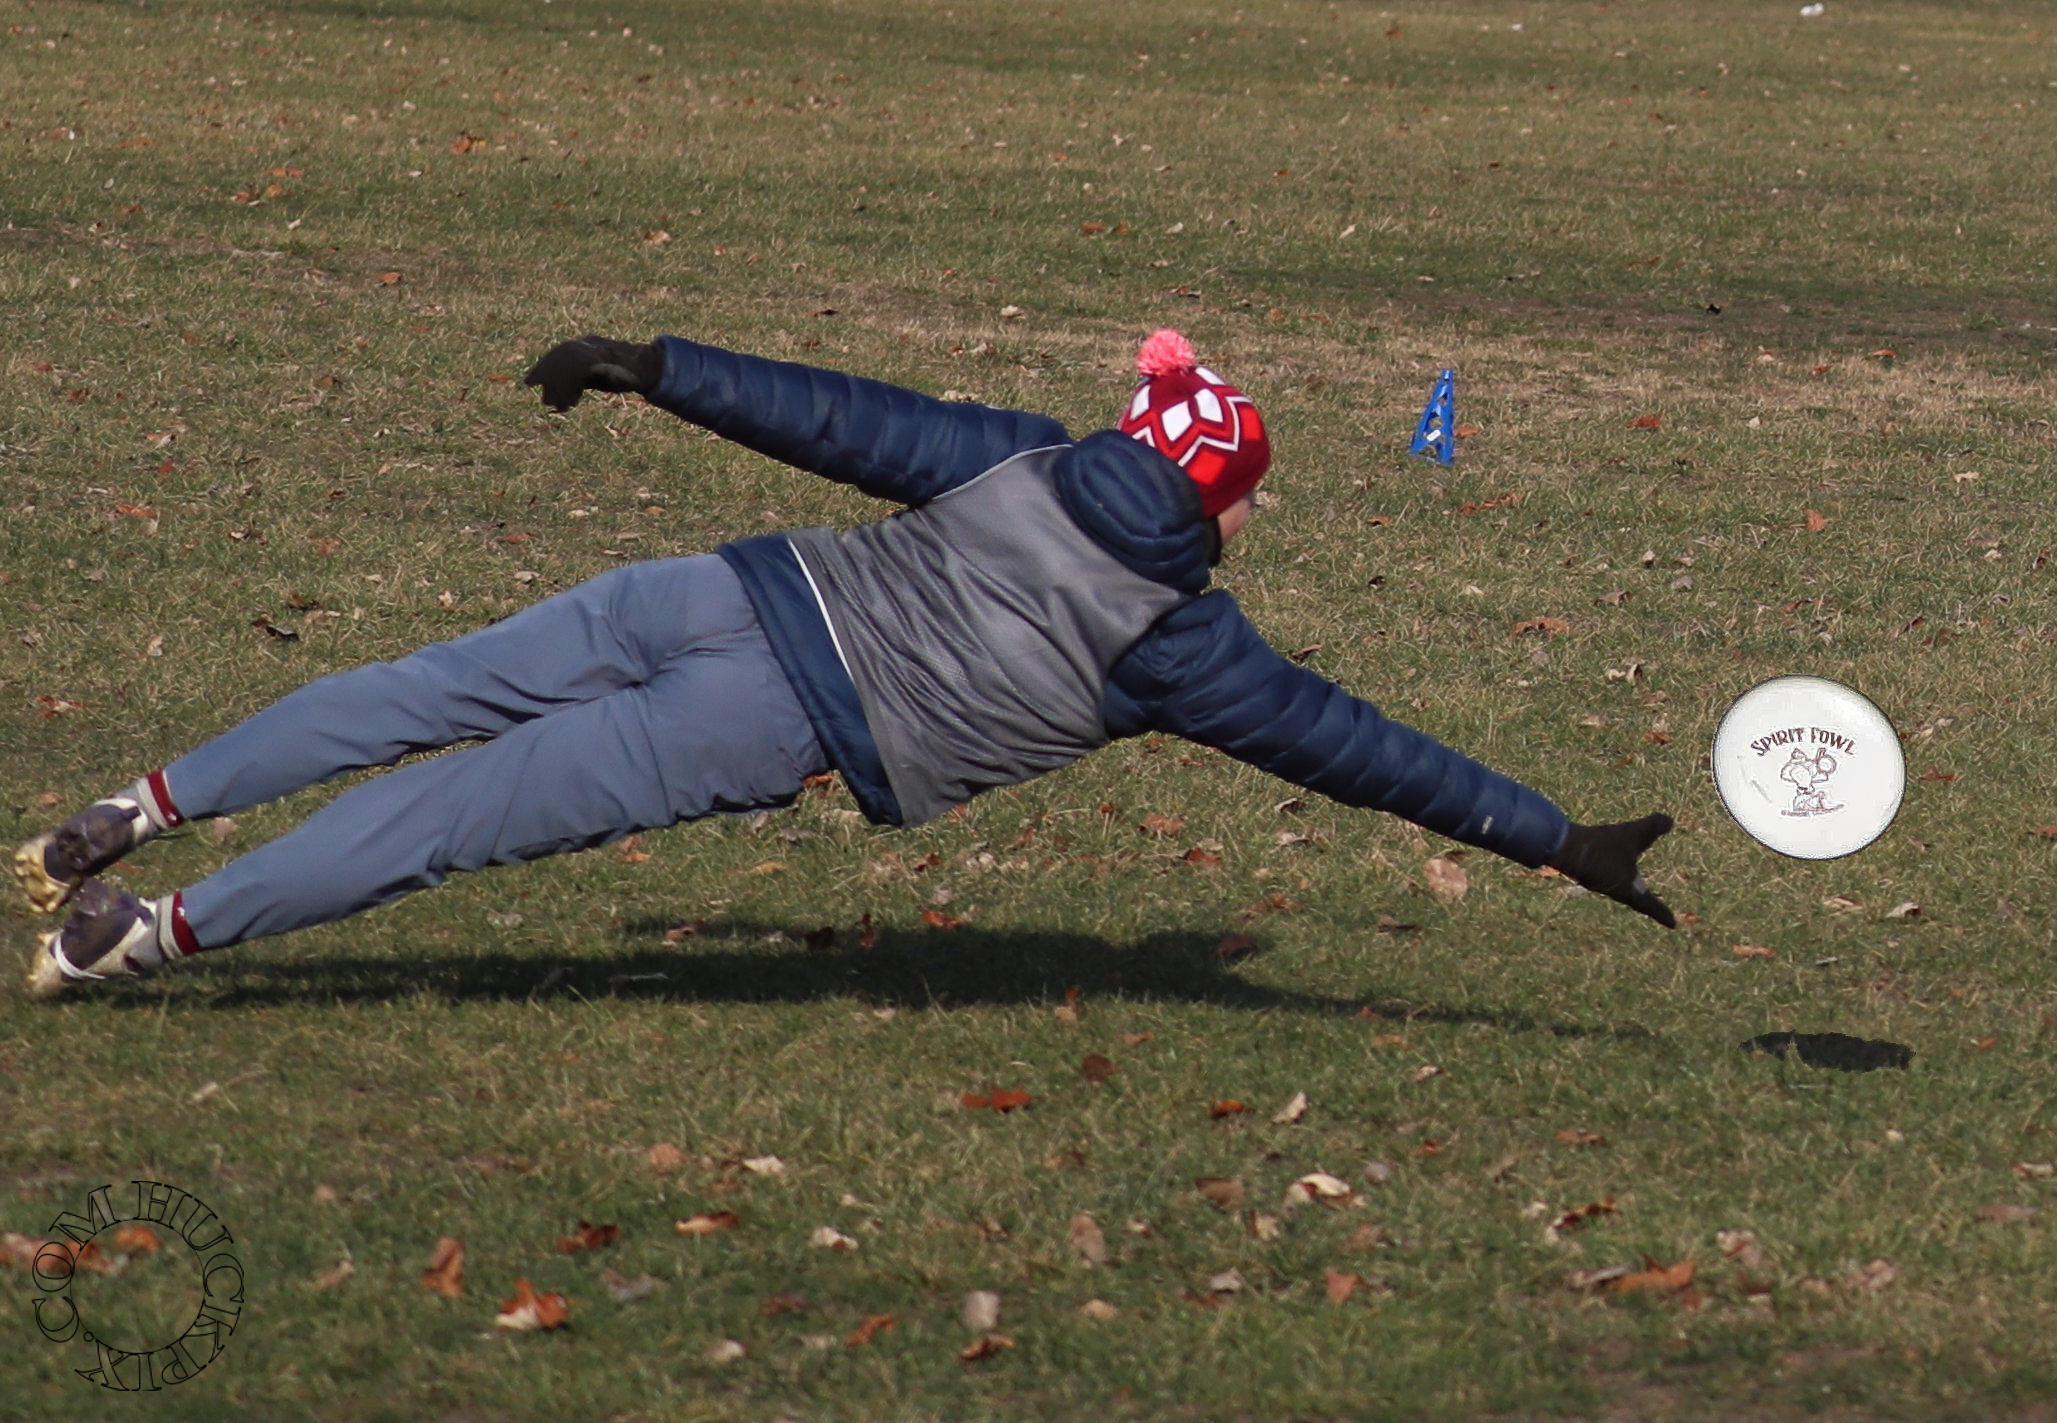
[1116,329,1270,518]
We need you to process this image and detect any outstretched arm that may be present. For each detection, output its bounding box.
[1105,593,1676,926]
[524,334,1069,506]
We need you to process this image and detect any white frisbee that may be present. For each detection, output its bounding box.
[1711,675,1904,860]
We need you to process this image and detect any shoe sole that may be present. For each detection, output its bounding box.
[22,926,141,1002]
[12,836,74,916]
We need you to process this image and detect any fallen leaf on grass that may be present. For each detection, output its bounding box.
[1138,813,1185,837]
[494,1278,569,1331]
[1285,1172,1355,1207]
[1271,1091,1309,1124]
[1205,1270,1244,1296]
[1067,1212,1107,1265]
[604,1270,661,1303]
[2012,1162,2055,1180]
[1196,1177,1246,1212]
[420,1237,464,1298]
[1510,616,1570,638]
[311,1259,356,1290]
[1422,855,1468,901]
[1805,508,1829,534]
[36,696,87,717]
[704,1337,745,1364]
[1918,769,1960,784]
[922,908,963,929]
[959,1333,1015,1362]
[1630,414,1662,430]
[1566,1265,1632,1291]
[1215,933,1257,962]
[112,1224,161,1254]
[1716,1229,1764,1268]
[1210,1099,1248,1119]
[1550,1199,1617,1234]
[1411,1064,1446,1083]
[1608,1257,1696,1295]
[1976,1204,2037,1226]
[615,835,652,864]
[846,1312,896,1345]
[646,1142,687,1172]
[961,1089,1032,1112]
[742,1155,785,1177]
[1846,1258,1898,1292]
[749,859,786,876]
[810,1226,858,1252]
[1885,901,1922,919]
[1079,1298,1118,1321]
[1120,1032,1154,1046]
[556,1221,621,1254]
[1453,424,1483,439]
[963,1289,1002,1331]
[1556,1129,1607,1148]
[1324,1269,1367,1304]
[1080,1052,1117,1084]
[1248,1211,1283,1241]
[1732,944,1775,959]
[1973,1035,1999,1051]
[1822,895,1863,913]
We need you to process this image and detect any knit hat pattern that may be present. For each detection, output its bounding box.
[1115,329,1270,518]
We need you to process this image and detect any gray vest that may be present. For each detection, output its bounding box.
[786,447,1190,825]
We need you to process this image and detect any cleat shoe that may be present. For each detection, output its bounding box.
[15,795,157,914]
[23,881,174,1001]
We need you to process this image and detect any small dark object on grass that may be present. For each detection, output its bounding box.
[1741,1032,1912,1073]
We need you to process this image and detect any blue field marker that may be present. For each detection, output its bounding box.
[1410,369,1456,466]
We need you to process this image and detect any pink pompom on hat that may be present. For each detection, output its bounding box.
[1115,329,1270,518]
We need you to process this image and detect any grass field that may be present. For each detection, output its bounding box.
[4,0,2057,1417]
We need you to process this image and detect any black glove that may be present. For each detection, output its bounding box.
[1547,813,1677,928]
[523,335,664,412]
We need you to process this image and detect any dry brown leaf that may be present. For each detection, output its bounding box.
[810,1225,859,1252]
[1138,813,1186,838]
[555,1221,621,1254]
[1510,616,1570,638]
[1079,1298,1118,1321]
[1422,855,1469,901]
[112,1224,162,1254]
[963,1289,1002,1332]
[1248,1210,1284,1242]
[1973,1035,2000,1052]
[704,1337,745,1364]
[2011,1162,2055,1180]
[0,1233,48,1271]
[1732,944,1775,960]
[1607,1257,1695,1294]
[1324,1268,1364,1304]
[420,1236,465,1298]
[615,834,652,864]
[1121,1032,1154,1046]
[846,1312,896,1345]
[922,908,963,929]
[959,1332,1015,1362]
[1080,1052,1117,1084]
[493,1278,569,1331]
[674,1211,741,1237]
[961,1088,1032,1112]
[1196,1177,1247,1212]
[1555,1128,1607,1148]
[1630,413,1662,430]
[1210,1099,1248,1118]
[1271,1091,1309,1124]
[311,1259,356,1290]
[1716,1229,1764,1268]
[1885,901,1922,920]
[646,1142,687,1172]
[1846,1258,1898,1292]
[1975,1203,2038,1226]
[1067,1212,1107,1266]
[742,1155,786,1177]
[1805,508,1829,534]
[1550,1198,1616,1233]
[1286,1172,1356,1207]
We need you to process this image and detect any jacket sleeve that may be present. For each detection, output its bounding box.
[1103,593,1571,867]
[646,336,1070,506]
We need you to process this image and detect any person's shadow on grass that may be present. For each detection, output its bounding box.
[148,917,1648,1042]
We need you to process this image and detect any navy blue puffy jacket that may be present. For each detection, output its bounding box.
[647,337,1570,868]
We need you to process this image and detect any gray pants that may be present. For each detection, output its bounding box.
[169,556,827,948]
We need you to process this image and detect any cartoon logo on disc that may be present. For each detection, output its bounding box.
[1778,746,1845,818]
